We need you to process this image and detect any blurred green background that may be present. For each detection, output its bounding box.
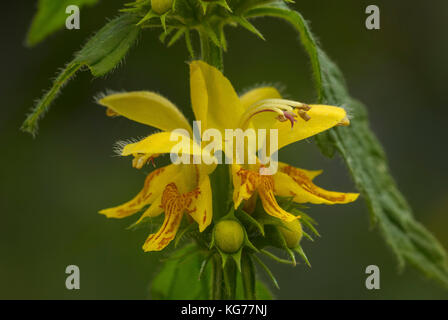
[1,0,447,299]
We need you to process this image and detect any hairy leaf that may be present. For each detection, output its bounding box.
[26,0,99,46]
[22,14,140,136]
[151,244,212,299]
[246,4,448,288]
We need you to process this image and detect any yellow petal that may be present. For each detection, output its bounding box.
[239,87,283,149]
[121,131,203,159]
[278,162,322,181]
[98,91,192,133]
[132,165,198,226]
[99,164,180,219]
[258,175,297,222]
[190,61,245,132]
[275,166,359,204]
[189,62,208,131]
[140,195,164,219]
[134,194,163,225]
[232,164,260,209]
[187,175,213,232]
[240,86,282,110]
[127,195,164,230]
[277,105,347,150]
[142,183,185,252]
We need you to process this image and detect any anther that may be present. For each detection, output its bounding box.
[337,117,350,126]
[298,110,311,121]
[106,108,119,117]
[277,110,298,128]
[132,154,158,169]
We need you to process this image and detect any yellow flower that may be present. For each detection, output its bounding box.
[98,93,214,252]
[189,61,359,221]
[98,60,358,252]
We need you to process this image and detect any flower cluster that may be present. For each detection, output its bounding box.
[99,61,358,260]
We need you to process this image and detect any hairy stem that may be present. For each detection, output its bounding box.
[241,252,256,300]
[198,29,223,71]
[223,259,237,299]
[211,254,223,300]
[198,29,256,300]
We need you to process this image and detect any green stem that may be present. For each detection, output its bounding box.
[198,28,234,300]
[198,29,223,71]
[261,249,296,265]
[211,254,223,300]
[198,28,256,300]
[210,164,231,221]
[223,259,237,299]
[241,252,256,300]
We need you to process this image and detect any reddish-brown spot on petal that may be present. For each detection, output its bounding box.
[282,165,346,202]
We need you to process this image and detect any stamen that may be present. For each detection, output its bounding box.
[239,98,312,129]
[106,108,119,117]
[337,117,350,126]
[132,154,159,169]
[253,99,309,110]
[277,110,298,128]
[149,156,157,168]
[298,110,311,121]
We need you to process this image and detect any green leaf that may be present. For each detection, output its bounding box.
[255,280,274,299]
[167,28,186,47]
[22,14,140,136]
[252,254,280,289]
[235,267,273,299]
[294,245,311,267]
[184,29,195,58]
[235,209,265,236]
[246,4,448,288]
[233,16,265,40]
[173,0,199,23]
[151,244,212,299]
[73,14,140,76]
[26,0,99,47]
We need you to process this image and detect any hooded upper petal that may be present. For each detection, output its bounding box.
[240,86,282,110]
[190,61,245,133]
[239,86,284,133]
[98,91,192,133]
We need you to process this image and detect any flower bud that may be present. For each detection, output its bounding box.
[214,220,245,253]
[279,219,303,248]
[151,0,173,15]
